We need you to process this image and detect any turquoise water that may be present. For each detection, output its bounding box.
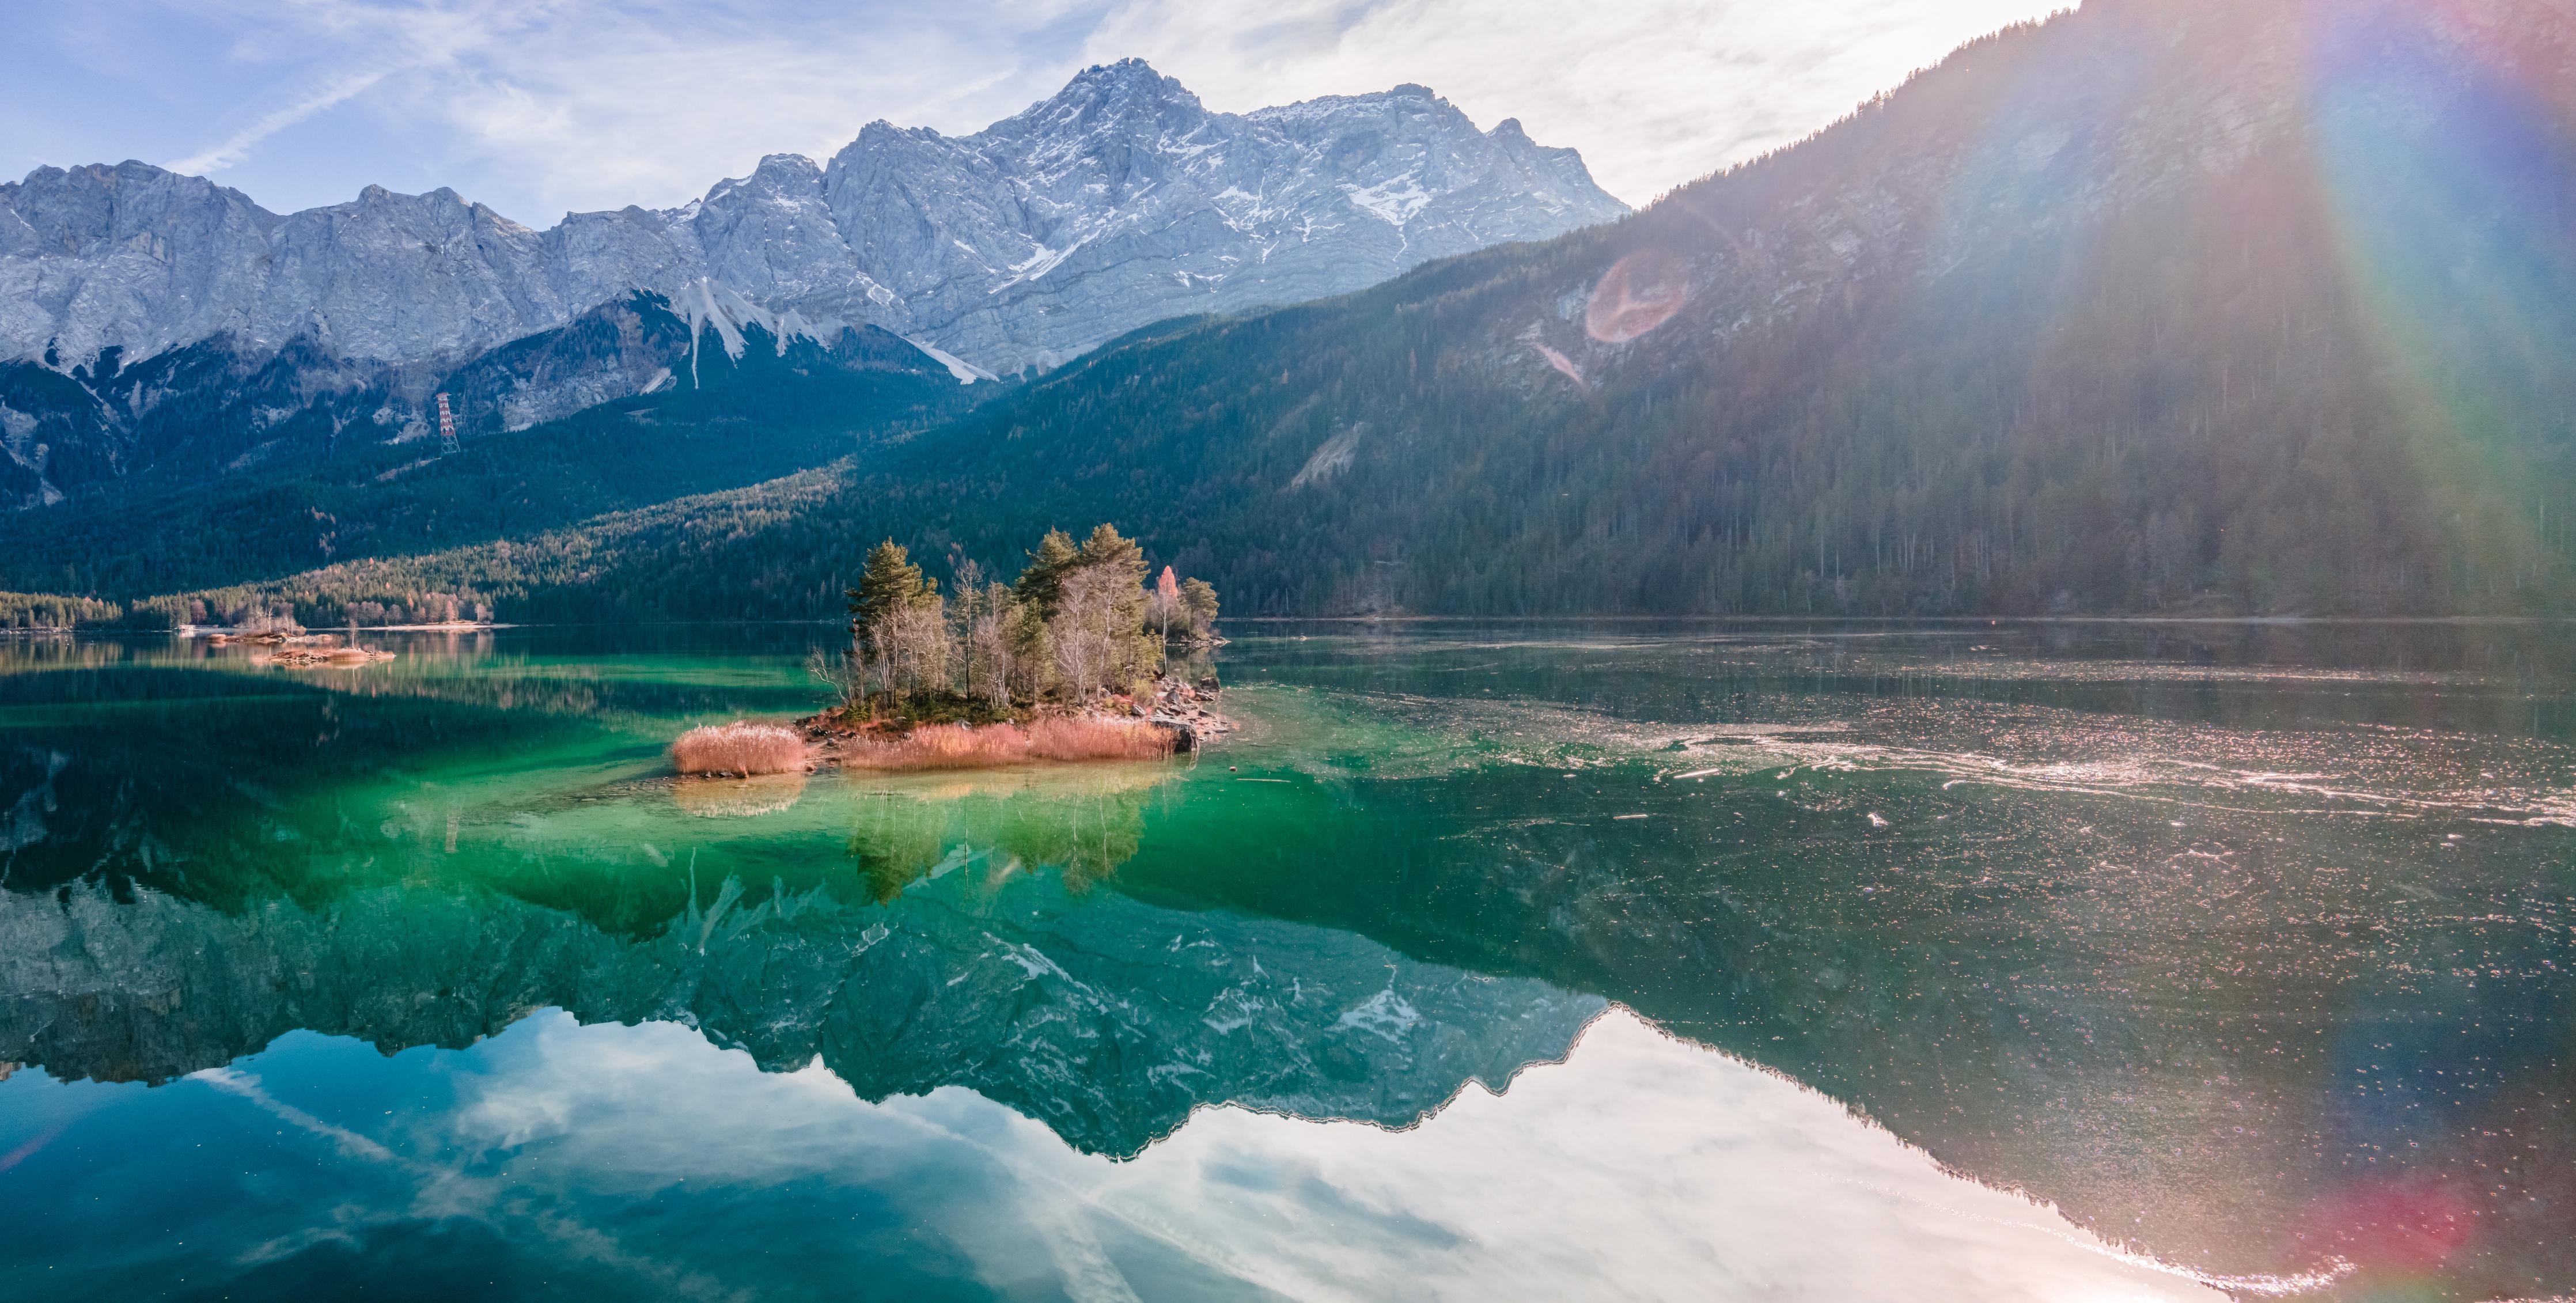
[1,622,2570,1300]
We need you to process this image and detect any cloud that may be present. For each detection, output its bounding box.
[144,0,1113,220]
[166,67,393,175]
[93,1,2071,221]
[401,2,1090,218]
[1081,0,2075,203]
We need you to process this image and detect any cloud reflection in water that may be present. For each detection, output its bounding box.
[33,1008,2328,1300]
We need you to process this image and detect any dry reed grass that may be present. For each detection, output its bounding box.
[838,717,1175,771]
[1026,717,1177,762]
[672,722,810,776]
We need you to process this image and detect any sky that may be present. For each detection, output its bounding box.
[4,0,2072,227]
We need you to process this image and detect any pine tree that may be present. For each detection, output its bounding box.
[848,539,945,706]
[1074,524,1154,685]
[849,539,929,647]
[1013,529,1081,620]
[1077,524,1146,586]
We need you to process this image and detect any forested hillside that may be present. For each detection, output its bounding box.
[0,301,975,603]
[91,0,2576,623]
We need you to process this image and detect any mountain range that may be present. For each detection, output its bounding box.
[5,0,2572,621]
[0,61,1623,509]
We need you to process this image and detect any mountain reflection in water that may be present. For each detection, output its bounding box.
[0,622,2570,1301]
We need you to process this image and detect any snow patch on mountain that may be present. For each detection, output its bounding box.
[671,277,841,368]
[903,338,994,385]
[1345,173,1434,226]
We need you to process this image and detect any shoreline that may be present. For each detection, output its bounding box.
[1221,613,2576,627]
[179,622,510,637]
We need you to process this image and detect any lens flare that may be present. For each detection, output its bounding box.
[2295,1177,2475,1275]
[1585,249,1692,343]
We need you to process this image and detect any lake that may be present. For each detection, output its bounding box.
[1,621,2569,1301]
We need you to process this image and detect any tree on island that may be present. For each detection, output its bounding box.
[849,539,927,636]
[1012,529,1082,618]
[1151,567,1180,643]
[1180,578,1220,645]
[824,524,1219,725]
[844,540,948,712]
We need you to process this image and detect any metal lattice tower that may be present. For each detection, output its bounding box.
[435,393,457,456]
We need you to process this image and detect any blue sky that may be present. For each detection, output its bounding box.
[6,1,2069,225]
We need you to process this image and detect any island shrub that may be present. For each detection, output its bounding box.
[671,722,809,777]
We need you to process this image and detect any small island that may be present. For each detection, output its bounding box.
[674,524,1228,776]
[179,623,401,667]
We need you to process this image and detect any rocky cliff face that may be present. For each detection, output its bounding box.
[0,63,1624,504]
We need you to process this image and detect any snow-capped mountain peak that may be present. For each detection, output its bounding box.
[0,62,1628,502]
[4,62,1623,381]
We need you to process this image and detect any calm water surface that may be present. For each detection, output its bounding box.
[0,622,2569,1301]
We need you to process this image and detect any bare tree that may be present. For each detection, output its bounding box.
[949,559,986,699]
[810,631,867,707]
[964,581,1020,707]
[1051,566,1129,701]
[869,595,949,704]
[1151,566,1181,646]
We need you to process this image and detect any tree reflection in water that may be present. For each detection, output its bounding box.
[845,764,1168,903]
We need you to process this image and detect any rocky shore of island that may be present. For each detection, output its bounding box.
[794,673,1236,772]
